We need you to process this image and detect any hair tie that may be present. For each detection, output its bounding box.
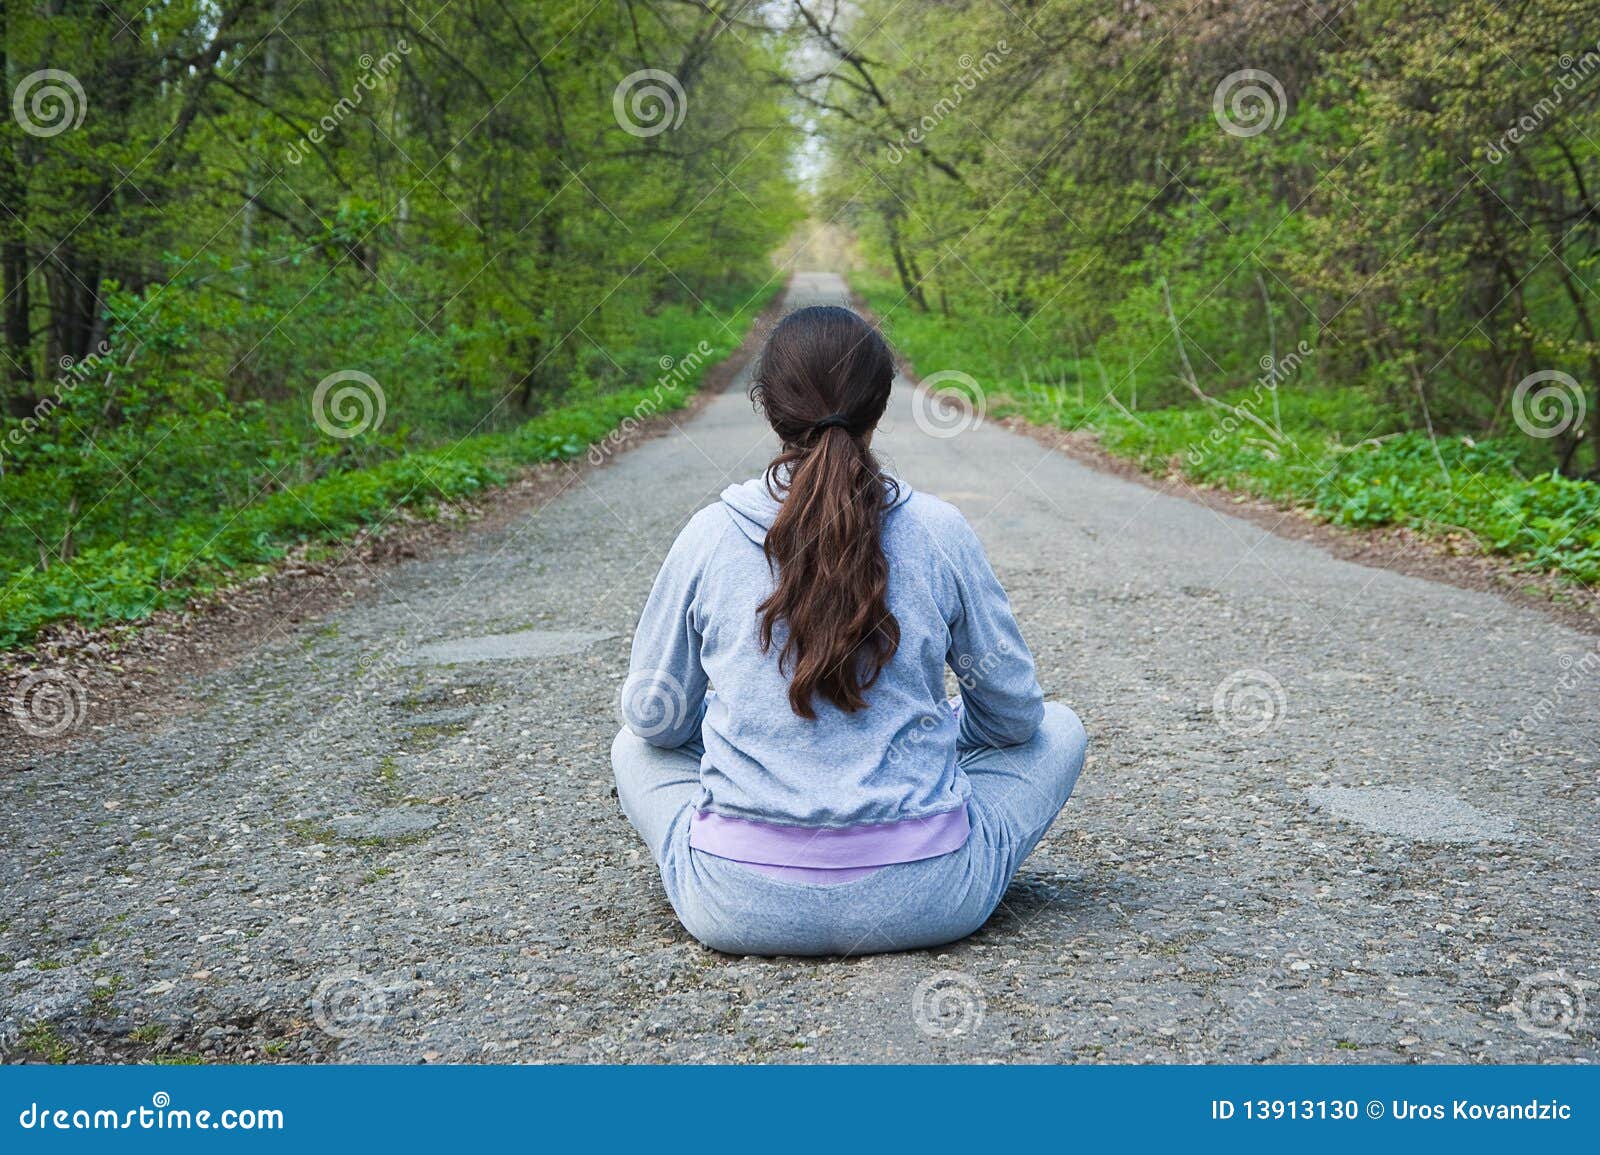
[811,413,855,434]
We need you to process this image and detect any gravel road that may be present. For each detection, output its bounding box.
[2,273,1596,1064]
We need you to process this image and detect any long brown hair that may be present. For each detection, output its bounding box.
[749,305,900,719]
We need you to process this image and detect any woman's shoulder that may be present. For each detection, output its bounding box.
[678,502,743,549]
[894,488,976,541]
[653,502,743,576]
[888,489,988,590]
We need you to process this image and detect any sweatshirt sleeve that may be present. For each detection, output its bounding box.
[621,515,712,749]
[942,512,1045,749]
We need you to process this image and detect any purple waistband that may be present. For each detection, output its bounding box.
[689,804,970,869]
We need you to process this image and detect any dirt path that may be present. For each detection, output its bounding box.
[2,272,1595,1064]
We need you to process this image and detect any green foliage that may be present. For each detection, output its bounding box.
[813,0,1599,479]
[1,3,801,648]
[0,285,777,648]
[863,278,1600,584]
[17,1022,71,1063]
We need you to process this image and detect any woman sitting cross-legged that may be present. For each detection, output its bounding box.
[611,305,1087,956]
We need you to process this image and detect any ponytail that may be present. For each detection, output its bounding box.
[750,306,899,718]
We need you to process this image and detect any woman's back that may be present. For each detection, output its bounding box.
[623,473,1044,832]
[610,302,1086,956]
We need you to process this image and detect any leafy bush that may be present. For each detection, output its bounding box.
[864,279,1600,585]
[0,284,778,649]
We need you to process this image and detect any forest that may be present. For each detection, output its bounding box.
[1,1,799,646]
[4,0,1600,650]
[812,0,1600,585]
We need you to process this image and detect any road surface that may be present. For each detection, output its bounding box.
[2,273,1595,1063]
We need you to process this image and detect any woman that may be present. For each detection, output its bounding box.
[612,305,1087,956]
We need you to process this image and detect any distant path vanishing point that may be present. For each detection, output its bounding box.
[2,272,1595,1064]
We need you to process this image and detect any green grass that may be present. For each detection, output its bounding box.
[151,1052,206,1065]
[89,974,127,1015]
[862,279,1600,586]
[1,284,779,649]
[19,1022,72,1063]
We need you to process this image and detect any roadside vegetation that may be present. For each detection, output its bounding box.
[861,277,1600,586]
[813,1,1600,588]
[2,3,800,648]
[0,287,776,649]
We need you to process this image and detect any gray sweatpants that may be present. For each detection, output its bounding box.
[611,701,1088,956]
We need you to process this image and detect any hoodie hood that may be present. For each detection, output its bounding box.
[719,469,914,545]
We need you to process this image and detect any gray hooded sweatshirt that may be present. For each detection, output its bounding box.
[622,472,1044,866]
